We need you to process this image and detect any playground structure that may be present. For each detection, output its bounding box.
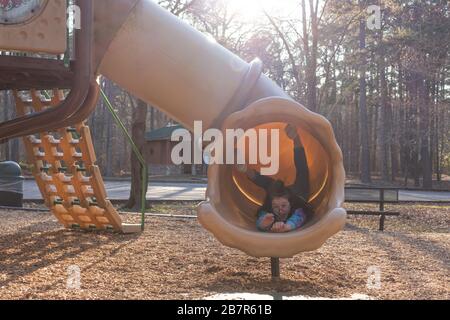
[0,0,346,258]
[13,87,140,233]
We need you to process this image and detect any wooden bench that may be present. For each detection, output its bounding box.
[345,187,400,231]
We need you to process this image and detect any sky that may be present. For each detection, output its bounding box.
[152,0,306,21]
[227,0,301,19]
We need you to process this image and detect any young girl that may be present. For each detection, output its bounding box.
[256,182,310,232]
[246,124,312,233]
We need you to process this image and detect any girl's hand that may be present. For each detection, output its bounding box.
[245,168,257,180]
[260,213,275,229]
[271,222,286,233]
[285,124,303,147]
[271,222,293,233]
[236,163,247,173]
[234,163,255,178]
[285,124,298,140]
[282,223,293,232]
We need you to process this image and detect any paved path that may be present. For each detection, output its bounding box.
[23,180,207,201]
[22,180,450,202]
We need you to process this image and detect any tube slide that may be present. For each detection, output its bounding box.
[96,0,346,257]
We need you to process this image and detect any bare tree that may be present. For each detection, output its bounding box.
[125,95,150,210]
[358,0,371,183]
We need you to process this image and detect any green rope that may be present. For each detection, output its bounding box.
[100,88,147,231]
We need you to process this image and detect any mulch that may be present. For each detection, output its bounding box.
[0,202,448,300]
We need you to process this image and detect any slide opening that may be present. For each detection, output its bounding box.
[210,120,332,232]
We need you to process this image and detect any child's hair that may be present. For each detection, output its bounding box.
[266,179,314,220]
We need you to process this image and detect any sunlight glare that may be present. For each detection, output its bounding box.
[226,0,281,21]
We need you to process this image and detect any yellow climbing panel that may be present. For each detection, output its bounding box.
[14,89,140,233]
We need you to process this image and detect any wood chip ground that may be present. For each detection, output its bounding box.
[0,202,448,300]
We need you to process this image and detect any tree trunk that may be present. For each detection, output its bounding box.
[398,64,407,181]
[358,2,371,183]
[301,0,318,112]
[377,31,389,182]
[430,78,437,182]
[419,77,432,188]
[125,98,150,210]
[369,57,378,173]
[96,78,107,171]
[411,73,420,187]
[104,82,114,177]
[150,106,155,131]
[387,73,397,182]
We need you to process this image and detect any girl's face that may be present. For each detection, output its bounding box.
[272,196,291,217]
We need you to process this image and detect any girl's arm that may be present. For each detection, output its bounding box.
[249,170,275,190]
[285,125,310,201]
[292,146,310,201]
[285,208,307,231]
[256,210,275,231]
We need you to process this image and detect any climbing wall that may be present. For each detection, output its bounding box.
[14,89,140,233]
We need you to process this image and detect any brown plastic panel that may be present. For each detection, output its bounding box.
[0,0,67,54]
